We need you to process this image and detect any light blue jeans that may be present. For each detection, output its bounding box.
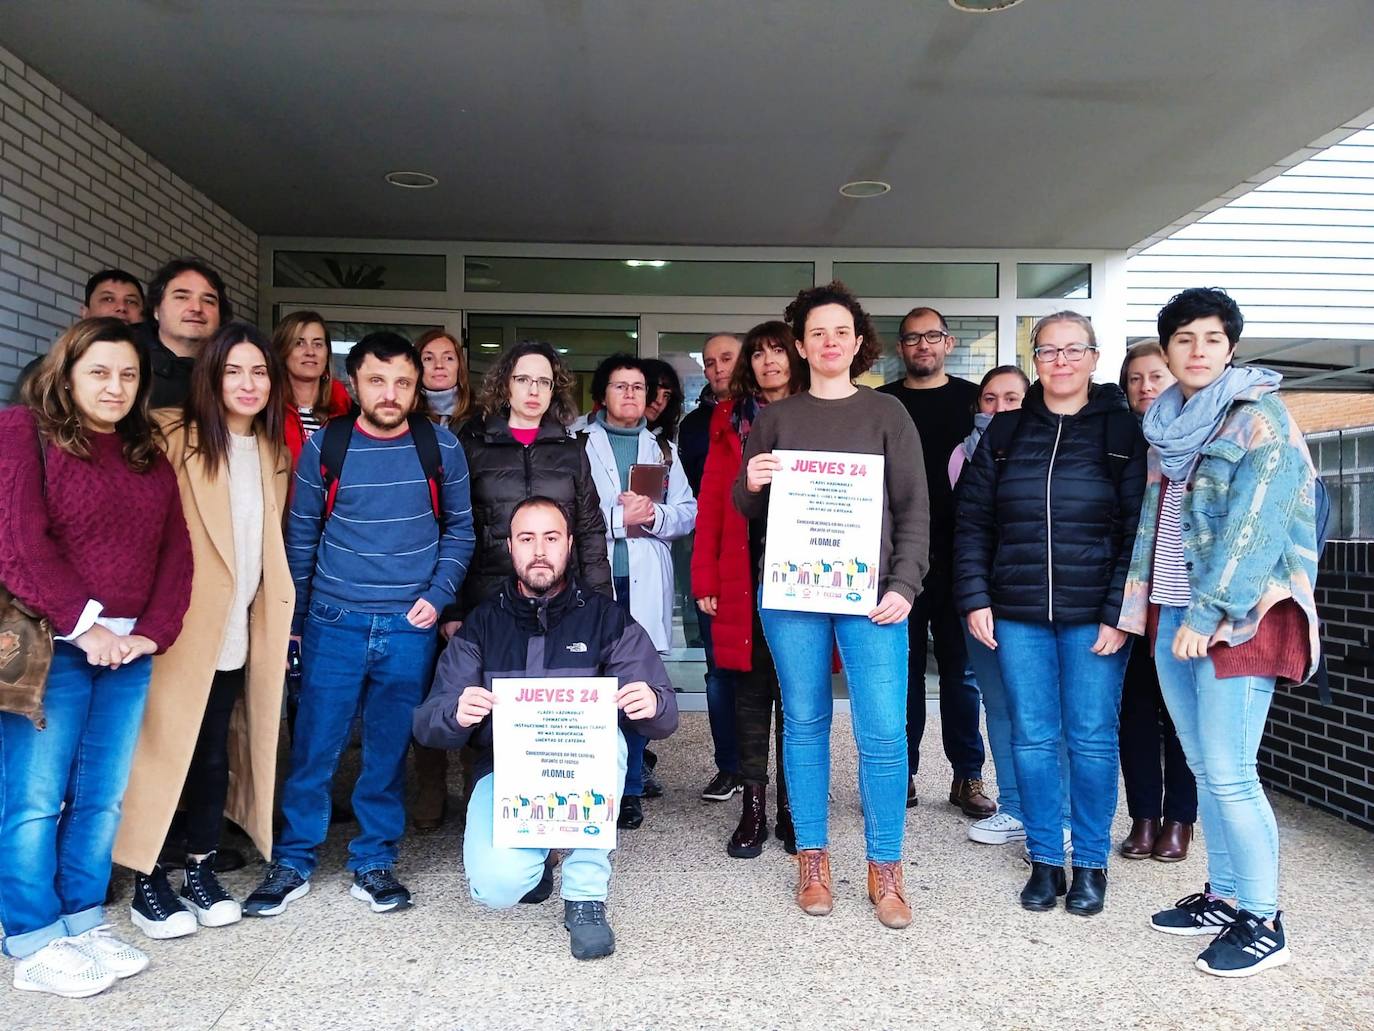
[0,644,152,958]
[759,605,908,862]
[965,628,1071,827]
[465,732,629,906]
[996,619,1128,869]
[1153,605,1280,918]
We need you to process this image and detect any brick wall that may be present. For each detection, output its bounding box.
[0,43,257,397]
[1259,540,1374,832]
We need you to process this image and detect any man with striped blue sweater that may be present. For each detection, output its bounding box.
[246,332,475,917]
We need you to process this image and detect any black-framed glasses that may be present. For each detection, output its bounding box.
[1032,343,1096,363]
[899,330,950,347]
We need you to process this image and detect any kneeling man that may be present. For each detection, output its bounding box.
[413,496,678,959]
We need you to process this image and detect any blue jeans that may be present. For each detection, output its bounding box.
[759,605,908,862]
[1153,605,1279,918]
[612,576,648,796]
[465,733,629,906]
[698,610,740,775]
[996,620,1128,869]
[0,644,152,958]
[275,601,437,877]
[964,628,1070,826]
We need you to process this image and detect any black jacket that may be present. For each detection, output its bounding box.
[953,382,1146,626]
[413,577,679,782]
[452,413,612,619]
[677,386,717,495]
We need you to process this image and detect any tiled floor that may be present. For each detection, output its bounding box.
[6,712,1373,1031]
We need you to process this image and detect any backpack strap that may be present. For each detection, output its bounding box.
[318,412,358,520]
[407,413,444,525]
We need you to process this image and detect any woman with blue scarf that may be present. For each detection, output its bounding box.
[1120,288,1320,978]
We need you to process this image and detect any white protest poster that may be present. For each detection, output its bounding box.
[761,449,885,616]
[491,677,619,850]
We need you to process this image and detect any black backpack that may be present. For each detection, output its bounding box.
[318,412,444,525]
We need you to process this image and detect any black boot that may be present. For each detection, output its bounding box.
[616,795,643,830]
[727,785,768,859]
[774,801,797,855]
[1065,867,1108,917]
[1020,862,1067,912]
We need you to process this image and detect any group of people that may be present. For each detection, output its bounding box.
[0,258,1318,1000]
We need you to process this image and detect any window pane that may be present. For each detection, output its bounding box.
[869,316,998,387]
[833,262,998,298]
[1017,262,1092,299]
[274,251,447,291]
[464,257,812,296]
[656,333,721,417]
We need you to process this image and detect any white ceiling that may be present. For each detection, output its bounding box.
[6,2,1374,248]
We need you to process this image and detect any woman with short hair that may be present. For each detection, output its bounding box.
[0,318,192,997]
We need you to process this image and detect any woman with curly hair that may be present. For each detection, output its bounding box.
[0,318,192,997]
[734,283,930,929]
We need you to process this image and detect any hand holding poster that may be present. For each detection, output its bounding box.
[761,449,885,616]
[492,677,619,850]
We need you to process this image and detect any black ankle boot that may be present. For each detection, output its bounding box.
[774,801,797,855]
[1065,866,1107,916]
[1020,861,1067,912]
[727,785,768,859]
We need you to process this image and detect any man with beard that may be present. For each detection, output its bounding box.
[246,332,474,918]
[877,307,992,818]
[142,258,231,408]
[414,496,677,959]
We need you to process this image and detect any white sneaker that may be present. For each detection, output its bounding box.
[66,925,149,979]
[13,938,116,999]
[968,811,1027,845]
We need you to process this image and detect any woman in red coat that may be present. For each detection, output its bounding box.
[691,320,805,858]
[271,311,352,464]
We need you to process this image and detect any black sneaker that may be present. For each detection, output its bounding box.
[564,900,615,960]
[641,768,664,799]
[350,868,412,913]
[1196,910,1290,978]
[180,853,242,927]
[130,866,197,940]
[243,862,310,917]
[617,795,643,830]
[701,771,743,802]
[1150,883,1239,936]
[519,856,555,905]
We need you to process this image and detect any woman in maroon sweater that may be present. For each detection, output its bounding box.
[691,320,804,858]
[0,318,192,999]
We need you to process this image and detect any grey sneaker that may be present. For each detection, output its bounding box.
[564,900,615,960]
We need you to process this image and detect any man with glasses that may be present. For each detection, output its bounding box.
[581,354,696,830]
[878,308,993,817]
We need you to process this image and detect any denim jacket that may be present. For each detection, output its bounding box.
[1119,387,1321,680]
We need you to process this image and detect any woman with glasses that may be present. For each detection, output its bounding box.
[1121,289,1317,977]
[272,312,352,465]
[955,311,1146,917]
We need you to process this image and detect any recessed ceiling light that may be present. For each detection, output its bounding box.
[623,259,668,268]
[949,0,1024,12]
[479,342,500,349]
[839,180,891,198]
[556,347,569,354]
[385,170,438,189]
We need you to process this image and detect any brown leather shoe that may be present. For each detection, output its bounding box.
[1119,817,1160,859]
[949,778,996,818]
[796,849,833,916]
[867,860,912,929]
[1150,820,1192,863]
[412,744,449,833]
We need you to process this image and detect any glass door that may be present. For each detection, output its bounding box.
[273,302,459,384]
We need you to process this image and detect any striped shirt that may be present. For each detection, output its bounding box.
[296,405,322,440]
[286,423,475,630]
[1150,477,1191,606]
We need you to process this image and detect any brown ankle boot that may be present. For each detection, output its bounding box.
[1119,817,1160,859]
[949,778,996,818]
[1150,820,1192,862]
[727,785,768,859]
[796,849,833,916]
[867,860,912,929]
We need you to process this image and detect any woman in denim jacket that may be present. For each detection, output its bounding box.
[1119,288,1320,979]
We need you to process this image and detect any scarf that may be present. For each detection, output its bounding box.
[424,385,458,419]
[730,392,772,447]
[960,411,995,460]
[1141,365,1283,481]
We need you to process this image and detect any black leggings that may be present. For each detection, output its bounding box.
[734,609,786,802]
[181,667,246,856]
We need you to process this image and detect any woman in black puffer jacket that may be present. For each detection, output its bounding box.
[453,340,612,619]
[954,311,1146,918]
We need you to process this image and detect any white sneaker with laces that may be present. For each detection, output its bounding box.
[968,811,1027,845]
[66,924,149,979]
[12,938,117,999]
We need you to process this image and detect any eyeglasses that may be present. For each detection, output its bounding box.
[511,374,554,393]
[899,330,949,347]
[607,382,646,396]
[1032,344,1096,364]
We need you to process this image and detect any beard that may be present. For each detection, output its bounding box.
[516,561,566,597]
[362,400,408,430]
[903,352,943,378]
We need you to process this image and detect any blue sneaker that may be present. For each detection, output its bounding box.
[244,862,310,917]
[1196,910,1290,977]
[1150,883,1238,936]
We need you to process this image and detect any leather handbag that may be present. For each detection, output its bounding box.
[0,429,54,729]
